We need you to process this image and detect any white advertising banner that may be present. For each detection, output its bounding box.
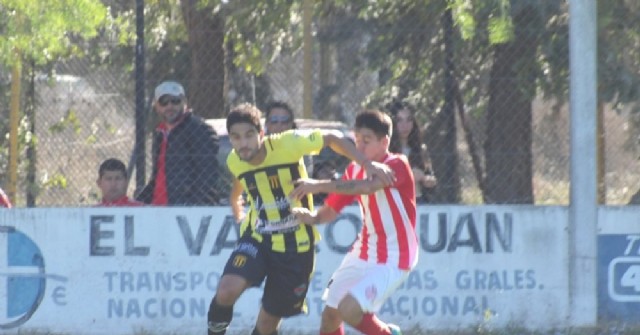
[0,206,570,334]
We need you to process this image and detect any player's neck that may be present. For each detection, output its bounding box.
[372,150,389,162]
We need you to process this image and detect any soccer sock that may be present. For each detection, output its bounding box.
[354,313,390,335]
[320,323,345,335]
[207,296,233,335]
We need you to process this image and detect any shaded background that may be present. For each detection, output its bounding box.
[1,0,639,207]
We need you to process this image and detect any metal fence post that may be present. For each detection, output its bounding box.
[134,0,146,195]
[569,0,597,326]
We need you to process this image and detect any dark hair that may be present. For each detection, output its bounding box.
[265,101,293,119]
[227,103,263,133]
[265,100,297,129]
[354,109,392,139]
[99,158,127,178]
[386,100,432,175]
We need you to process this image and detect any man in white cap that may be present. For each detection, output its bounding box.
[136,81,221,205]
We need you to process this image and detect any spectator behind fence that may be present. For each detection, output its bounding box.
[264,100,297,134]
[97,158,143,207]
[137,81,220,206]
[388,100,437,203]
[0,187,12,208]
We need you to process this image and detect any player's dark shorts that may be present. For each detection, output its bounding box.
[222,235,315,317]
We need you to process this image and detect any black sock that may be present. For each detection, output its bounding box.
[207,296,233,335]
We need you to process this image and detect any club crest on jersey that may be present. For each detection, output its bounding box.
[365,285,378,302]
[232,255,247,268]
[268,175,280,188]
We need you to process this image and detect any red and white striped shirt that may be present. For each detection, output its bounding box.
[325,153,419,270]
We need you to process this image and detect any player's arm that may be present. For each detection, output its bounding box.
[292,206,338,225]
[290,177,385,201]
[321,132,395,186]
[229,177,245,223]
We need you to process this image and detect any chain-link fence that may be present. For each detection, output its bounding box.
[1,0,639,207]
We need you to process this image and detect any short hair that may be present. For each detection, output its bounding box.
[227,103,263,133]
[355,109,393,139]
[266,100,294,117]
[99,158,127,178]
[265,100,297,130]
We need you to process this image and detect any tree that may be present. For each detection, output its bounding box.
[0,0,107,66]
[483,1,543,204]
[180,0,225,118]
[0,0,108,205]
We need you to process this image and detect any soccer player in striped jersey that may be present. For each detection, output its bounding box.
[290,109,417,335]
[207,104,394,335]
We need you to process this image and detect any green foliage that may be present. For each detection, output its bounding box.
[0,0,108,65]
[329,0,447,119]
[225,0,301,75]
[451,0,476,40]
[41,172,68,189]
[49,109,82,135]
[597,0,640,107]
[487,16,513,44]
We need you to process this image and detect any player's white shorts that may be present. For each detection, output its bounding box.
[322,253,410,312]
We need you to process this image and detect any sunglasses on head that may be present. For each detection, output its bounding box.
[158,95,182,107]
[268,115,291,124]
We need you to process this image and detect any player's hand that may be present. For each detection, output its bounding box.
[363,161,395,186]
[289,178,323,201]
[235,214,245,225]
[291,207,316,225]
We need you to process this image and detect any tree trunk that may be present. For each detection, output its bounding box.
[180,0,225,119]
[425,8,461,203]
[26,61,37,207]
[484,7,540,204]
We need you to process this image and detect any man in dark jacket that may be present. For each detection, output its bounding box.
[137,81,220,206]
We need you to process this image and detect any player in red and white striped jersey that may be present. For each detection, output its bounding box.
[290,109,416,335]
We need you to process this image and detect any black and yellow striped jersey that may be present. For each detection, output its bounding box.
[227,129,324,253]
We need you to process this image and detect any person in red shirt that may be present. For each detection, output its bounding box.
[0,187,12,208]
[136,81,220,206]
[290,109,416,335]
[97,158,143,207]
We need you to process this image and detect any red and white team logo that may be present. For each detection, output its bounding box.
[365,285,377,302]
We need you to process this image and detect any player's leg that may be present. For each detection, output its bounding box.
[339,295,390,335]
[320,306,344,335]
[252,307,282,335]
[338,262,409,335]
[208,237,267,335]
[320,254,366,335]
[256,246,315,335]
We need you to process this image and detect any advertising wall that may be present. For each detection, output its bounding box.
[597,207,640,323]
[1,206,574,334]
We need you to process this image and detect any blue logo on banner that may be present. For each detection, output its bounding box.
[598,234,640,323]
[0,226,66,329]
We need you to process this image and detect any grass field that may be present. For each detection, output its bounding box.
[11,324,640,335]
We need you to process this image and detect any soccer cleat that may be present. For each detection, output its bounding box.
[388,323,402,335]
